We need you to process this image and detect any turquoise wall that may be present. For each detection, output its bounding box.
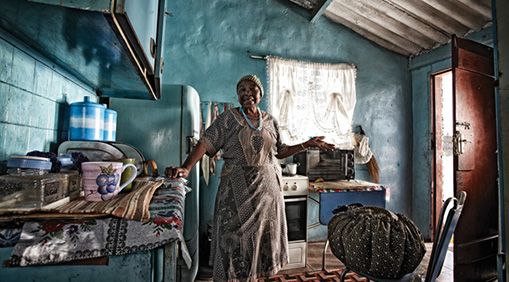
[410,27,493,239]
[0,31,95,171]
[0,0,411,248]
[163,0,411,241]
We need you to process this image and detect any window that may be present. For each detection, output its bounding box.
[267,56,357,148]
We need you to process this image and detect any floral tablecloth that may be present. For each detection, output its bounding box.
[0,179,190,267]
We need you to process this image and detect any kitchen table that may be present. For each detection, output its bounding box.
[0,179,190,282]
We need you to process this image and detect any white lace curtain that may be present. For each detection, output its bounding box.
[267,56,357,148]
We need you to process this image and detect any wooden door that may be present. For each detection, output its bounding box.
[452,35,498,281]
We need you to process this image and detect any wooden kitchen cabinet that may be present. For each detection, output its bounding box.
[0,0,166,100]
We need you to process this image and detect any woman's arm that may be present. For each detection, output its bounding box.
[165,142,208,178]
[276,136,335,159]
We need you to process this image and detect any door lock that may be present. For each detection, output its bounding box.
[456,121,471,130]
[453,130,471,155]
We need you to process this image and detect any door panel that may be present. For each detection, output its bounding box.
[453,37,494,76]
[452,36,498,281]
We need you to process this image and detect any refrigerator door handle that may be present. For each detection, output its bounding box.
[186,136,199,154]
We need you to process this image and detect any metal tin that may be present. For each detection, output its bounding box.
[103,108,117,142]
[69,96,105,141]
[0,173,68,210]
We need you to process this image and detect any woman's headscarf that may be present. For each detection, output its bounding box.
[237,74,264,97]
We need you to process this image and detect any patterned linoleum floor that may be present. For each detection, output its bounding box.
[195,242,453,281]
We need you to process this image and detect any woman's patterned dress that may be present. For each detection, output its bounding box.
[200,108,289,281]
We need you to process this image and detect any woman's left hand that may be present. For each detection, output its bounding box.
[165,166,190,179]
[305,136,335,150]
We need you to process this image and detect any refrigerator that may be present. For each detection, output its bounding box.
[110,84,201,282]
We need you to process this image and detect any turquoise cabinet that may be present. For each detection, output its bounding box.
[0,243,180,282]
[0,247,153,282]
[0,0,166,100]
[122,0,160,72]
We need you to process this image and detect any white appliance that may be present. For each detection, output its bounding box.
[281,175,309,270]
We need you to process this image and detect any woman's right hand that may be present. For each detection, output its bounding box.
[165,166,190,179]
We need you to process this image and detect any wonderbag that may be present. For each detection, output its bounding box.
[328,204,425,279]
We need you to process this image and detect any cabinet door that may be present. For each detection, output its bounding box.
[115,0,159,73]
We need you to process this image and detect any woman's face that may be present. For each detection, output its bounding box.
[237,80,261,108]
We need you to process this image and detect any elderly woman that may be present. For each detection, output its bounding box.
[166,74,334,281]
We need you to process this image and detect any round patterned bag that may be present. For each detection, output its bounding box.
[328,205,425,279]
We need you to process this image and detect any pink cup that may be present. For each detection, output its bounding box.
[81,161,137,201]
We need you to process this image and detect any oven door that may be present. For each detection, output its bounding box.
[284,196,307,242]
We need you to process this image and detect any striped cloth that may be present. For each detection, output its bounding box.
[309,179,384,193]
[55,179,165,222]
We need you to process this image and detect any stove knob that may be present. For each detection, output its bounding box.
[291,183,298,191]
[283,184,289,191]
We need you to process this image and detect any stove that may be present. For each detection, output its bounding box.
[281,174,309,196]
[281,175,308,270]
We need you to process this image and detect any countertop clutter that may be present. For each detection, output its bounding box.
[0,171,81,212]
[0,154,82,212]
[0,144,189,270]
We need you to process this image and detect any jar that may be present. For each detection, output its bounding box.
[69,96,105,141]
[103,108,117,142]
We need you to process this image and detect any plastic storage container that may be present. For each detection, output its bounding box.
[69,96,105,141]
[103,108,117,142]
[7,155,52,171]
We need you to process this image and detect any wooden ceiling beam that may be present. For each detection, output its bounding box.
[335,0,436,49]
[328,1,422,55]
[420,0,489,29]
[456,0,492,19]
[387,0,470,36]
[325,11,412,56]
[363,0,449,43]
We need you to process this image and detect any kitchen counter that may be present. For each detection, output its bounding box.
[0,178,190,282]
[307,179,386,242]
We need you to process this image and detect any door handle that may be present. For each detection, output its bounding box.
[453,130,471,155]
[186,136,198,154]
[284,197,308,202]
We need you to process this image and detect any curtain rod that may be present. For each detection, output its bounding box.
[247,52,358,70]
[248,53,267,60]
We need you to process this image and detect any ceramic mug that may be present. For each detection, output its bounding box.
[118,158,137,192]
[81,161,137,201]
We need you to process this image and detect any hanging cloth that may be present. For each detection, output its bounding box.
[201,102,212,185]
[353,133,373,164]
[209,102,221,175]
[352,127,380,183]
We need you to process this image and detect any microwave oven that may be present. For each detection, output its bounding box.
[293,148,355,181]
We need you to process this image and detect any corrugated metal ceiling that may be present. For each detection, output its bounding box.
[289,0,492,56]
